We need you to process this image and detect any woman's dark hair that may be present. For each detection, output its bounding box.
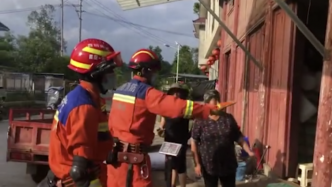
[168,88,189,99]
[203,89,220,103]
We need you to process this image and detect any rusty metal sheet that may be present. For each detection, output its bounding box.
[237,0,267,39]
[224,3,235,47]
[265,7,294,177]
[232,47,245,126]
[226,51,236,114]
[244,26,265,145]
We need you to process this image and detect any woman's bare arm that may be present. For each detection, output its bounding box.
[229,114,254,156]
[191,139,201,166]
[159,117,166,129]
[237,136,253,155]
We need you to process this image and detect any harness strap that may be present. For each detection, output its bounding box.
[61,178,75,187]
[126,163,134,187]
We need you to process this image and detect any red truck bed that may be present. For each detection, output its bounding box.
[7,108,55,165]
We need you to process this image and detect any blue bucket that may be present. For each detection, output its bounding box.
[236,161,246,181]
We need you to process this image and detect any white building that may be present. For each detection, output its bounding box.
[194,0,221,81]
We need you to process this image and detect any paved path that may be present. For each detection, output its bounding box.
[0,117,283,187]
[0,119,36,187]
[0,117,203,187]
[151,126,205,187]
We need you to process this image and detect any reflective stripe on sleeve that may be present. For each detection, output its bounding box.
[184,100,194,119]
[113,93,135,104]
[54,110,59,122]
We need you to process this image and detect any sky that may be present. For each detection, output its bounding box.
[0,0,198,63]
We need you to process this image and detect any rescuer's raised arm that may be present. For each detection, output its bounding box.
[66,105,98,159]
[145,87,212,119]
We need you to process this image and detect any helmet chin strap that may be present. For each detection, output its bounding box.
[98,83,108,94]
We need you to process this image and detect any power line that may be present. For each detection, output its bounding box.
[86,0,168,45]
[0,4,74,14]
[84,11,195,38]
[0,4,195,38]
[86,0,175,46]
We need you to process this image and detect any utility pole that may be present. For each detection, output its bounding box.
[175,41,181,83]
[60,0,64,56]
[78,0,83,42]
[312,1,332,187]
[176,44,180,82]
[164,42,181,83]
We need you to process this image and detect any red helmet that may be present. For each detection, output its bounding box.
[128,49,161,71]
[68,38,123,74]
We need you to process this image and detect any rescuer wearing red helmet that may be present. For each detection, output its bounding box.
[106,48,232,187]
[40,38,123,187]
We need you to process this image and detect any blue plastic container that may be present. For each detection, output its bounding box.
[236,161,246,181]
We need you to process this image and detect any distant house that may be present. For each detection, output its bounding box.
[0,22,9,31]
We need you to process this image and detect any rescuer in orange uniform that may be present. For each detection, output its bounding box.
[106,48,232,187]
[42,38,123,187]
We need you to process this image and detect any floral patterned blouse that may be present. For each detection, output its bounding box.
[191,112,242,176]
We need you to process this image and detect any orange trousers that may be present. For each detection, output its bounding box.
[107,155,152,187]
[99,163,107,187]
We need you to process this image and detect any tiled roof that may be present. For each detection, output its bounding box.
[0,22,9,31]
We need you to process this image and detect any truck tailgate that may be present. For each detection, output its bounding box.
[7,109,55,164]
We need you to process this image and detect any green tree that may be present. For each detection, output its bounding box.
[171,45,201,74]
[114,64,131,86]
[190,47,202,74]
[0,32,17,67]
[193,2,200,15]
[15,4,64,72]
[148,45,172,88]
[42,55,79,80]
[148,46,172,75]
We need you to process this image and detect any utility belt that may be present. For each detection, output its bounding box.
[39,165,101,187]
[105,137,149,187]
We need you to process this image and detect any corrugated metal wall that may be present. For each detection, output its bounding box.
[232,45,245,126]
[219,0,297,177]
[265,7,295,176]
[226,51,236,114]
[245,26,265,145]
[223,2,235,50]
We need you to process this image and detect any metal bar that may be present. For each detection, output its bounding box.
[199,0,263,70]
[273,0,326,58]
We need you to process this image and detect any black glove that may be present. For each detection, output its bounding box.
[70,156,91,187]
[106,138,120,166]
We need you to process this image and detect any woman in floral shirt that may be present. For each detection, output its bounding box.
[191,90,253,187]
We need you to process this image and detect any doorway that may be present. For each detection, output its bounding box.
[292,0,329,168]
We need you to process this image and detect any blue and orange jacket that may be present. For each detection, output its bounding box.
[108,76,212,145]
[49,81,111,180]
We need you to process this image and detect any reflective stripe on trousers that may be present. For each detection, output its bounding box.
[90,179,102,187]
